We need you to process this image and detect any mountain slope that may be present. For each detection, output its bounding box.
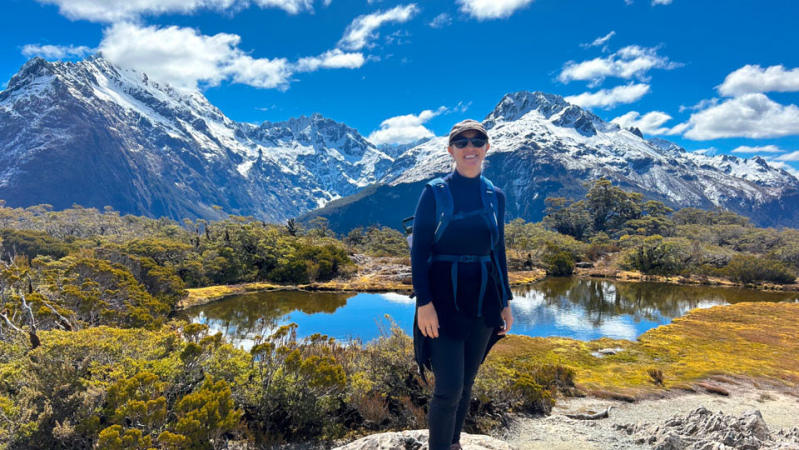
[2,57,797,230]
[0,56,393,221]
[305,91,799,232]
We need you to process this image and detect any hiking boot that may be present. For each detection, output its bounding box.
[449,444,463,450]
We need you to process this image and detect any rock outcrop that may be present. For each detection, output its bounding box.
[333,430,516,450]
[615,406,799,449]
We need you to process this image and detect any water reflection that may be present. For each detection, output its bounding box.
[510,279,797,340]
[181,280,799,347]
[186,291,352,349]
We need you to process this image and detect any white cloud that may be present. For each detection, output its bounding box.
[225,54,293,89]
[32,0,313,23]
[296,49,365,72]
[429,13,452,28]
[452,101,471,113]
[718,65,799,97]
[99,23,247,89]
[559,45,681,87]
[252,0,313,13]
[680,93,799,140]
[776,151,799,162]
[98,23,361,91]
[611,110,674,135]
[21,44,94,59]
[368,107,446,145]
[338,4,419,51]
[457,0,535,20]
[581,31,615,49]
[564,82,650,109]
[679,98,719,113]
[730,145,785,154]
[651,0,673,5]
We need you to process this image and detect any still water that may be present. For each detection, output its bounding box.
[180,278,798,350]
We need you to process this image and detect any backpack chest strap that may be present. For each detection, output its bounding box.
[429,254,491,316]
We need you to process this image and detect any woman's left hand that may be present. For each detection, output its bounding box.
[498,306,513,335]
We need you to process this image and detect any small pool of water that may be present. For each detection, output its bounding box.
[180,278,798,349]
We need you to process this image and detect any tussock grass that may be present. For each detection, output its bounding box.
[182,282,282,308]
[489,302,799,399]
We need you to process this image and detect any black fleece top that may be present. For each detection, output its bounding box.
[411,170,513,339]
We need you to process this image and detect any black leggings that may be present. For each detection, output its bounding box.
[428,316,494,450]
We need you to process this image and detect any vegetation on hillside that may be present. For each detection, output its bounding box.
[0,179,796,447]
[0,201,568,448]
[528,179,799,283]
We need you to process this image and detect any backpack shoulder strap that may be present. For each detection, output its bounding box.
[480,176,500,248]
[426,177,454,243]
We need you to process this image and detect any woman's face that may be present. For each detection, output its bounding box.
[448,130,490,178]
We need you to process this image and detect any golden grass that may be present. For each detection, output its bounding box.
[181,282,282,308]
[577,267,799,292]
[182,269,546,309]
[508,269,547,285]
[490,302,799,398]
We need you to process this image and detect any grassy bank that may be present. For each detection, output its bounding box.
[180,268,549,308]
[489,301,799,399]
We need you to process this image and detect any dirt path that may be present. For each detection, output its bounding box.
[500,382,799,449]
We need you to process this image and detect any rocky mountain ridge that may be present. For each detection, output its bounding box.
[1,56,798,230]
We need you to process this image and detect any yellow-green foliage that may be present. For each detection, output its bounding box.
[505,219,587,267]
[490,302,799,396]
[718,254,796,284]
[620,235,694,275]
[57,257,172,328]
[345,226,408,257]
[96,425,153,450]
[173,377,242,449]
[0,228,76,259]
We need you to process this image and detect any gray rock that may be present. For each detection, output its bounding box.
[652,431,685,450]
[333,430,517,450]
[622,407,799,450]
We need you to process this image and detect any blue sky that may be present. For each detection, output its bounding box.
[3,0,799,176]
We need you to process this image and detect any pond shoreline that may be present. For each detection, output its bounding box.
[178,267,548,309]
[180,265,798,310]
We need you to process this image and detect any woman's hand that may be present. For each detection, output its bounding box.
[498,306,514,335]
[417,303,440,338]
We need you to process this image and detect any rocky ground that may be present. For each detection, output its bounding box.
[502,381,799,449]
[332,382,799,450]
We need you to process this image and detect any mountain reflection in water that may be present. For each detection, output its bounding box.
[181,279,798,348]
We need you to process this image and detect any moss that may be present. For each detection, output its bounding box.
[489,302,799,398]
[182,282,284,308]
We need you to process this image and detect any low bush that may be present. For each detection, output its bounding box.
[721,254,796,284]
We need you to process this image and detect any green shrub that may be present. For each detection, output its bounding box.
[542,245,575,276]
[0,228,75,260]
[621,235,693,276]
[721,254,797,284]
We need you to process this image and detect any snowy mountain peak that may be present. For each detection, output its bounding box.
[484,90,609,135]
[647,137,684,154]
[0,56,396,221]
[257,113,382,161]
[1,57,54,97]
[485,91,571,124]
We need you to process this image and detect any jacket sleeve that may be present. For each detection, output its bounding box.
[411,186,436,307]
[496,187,513,306]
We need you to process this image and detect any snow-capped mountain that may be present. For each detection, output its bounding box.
[0,56,392,221]
[306,91,799,231]
[1,56,797,230]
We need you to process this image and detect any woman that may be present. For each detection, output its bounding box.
[411,119,514,450]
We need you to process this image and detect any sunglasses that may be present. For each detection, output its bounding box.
[450,137,487,149]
